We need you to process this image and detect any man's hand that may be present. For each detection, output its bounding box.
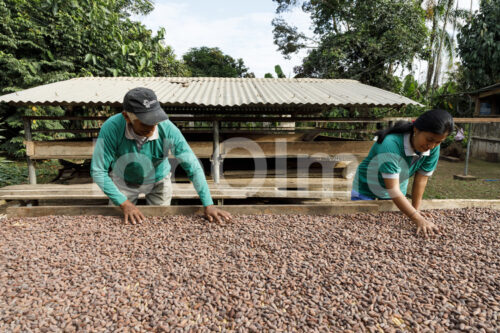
[204,205,232,223]
[120,200,146,224]
[411,212,440,238]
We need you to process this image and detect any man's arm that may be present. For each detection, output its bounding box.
[91,129,127,206]
[169,124,231,222]
[169,125,213,207]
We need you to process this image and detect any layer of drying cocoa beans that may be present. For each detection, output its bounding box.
[1,208,499,332]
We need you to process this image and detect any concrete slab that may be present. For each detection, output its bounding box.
[453,174,478,181]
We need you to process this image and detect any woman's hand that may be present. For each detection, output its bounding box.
[120,200,146,224]
[411,212,440,238]
[204,205,232,223]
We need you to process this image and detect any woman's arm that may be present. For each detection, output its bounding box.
[384,178,439,237]
[411,172,429,210]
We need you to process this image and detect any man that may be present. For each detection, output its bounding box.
[91,87,232,224]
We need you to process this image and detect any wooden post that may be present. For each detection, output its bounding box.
[464,123,472,176]
[23,118,36,185]
[212,121,220,184]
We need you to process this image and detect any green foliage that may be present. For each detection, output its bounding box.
[264,64,286,78]
[0,158,28,187]
[182,47,253,78]
[457,0,500,90]
[274,65,286,78]
[1,104,74,157]
[0,159,60,187]
[272,0,428,91]
[0,0,188,157]
[155,45,191,77]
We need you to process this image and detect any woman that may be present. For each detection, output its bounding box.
[352,109,454,237]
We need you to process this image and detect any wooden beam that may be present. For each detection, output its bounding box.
[23,119,36,185]
[478,87,500,99]
[6,199,500,218]
[454,117,500,123]
[6,203,379,218]
[24,140,214,159]
[0,183,351,200]
[385,117,500,123]
[21,115,500,125]
[24,116,107,121]
[221,141,372,158]
[31,129,100,134]
[471,136,500,143]
[212,121,220,184]
[375,199,500,211]
[24,140,372,159]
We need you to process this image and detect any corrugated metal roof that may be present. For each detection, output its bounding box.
[0,77,420,109]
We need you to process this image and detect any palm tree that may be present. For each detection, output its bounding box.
[425,0,439,95]
[431,0,454,93]
[432,25,455,89]
[425,0,469,94]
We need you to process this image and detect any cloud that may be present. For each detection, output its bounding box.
[134,2,312,78]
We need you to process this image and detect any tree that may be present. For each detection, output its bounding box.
[0,0,187,156]
[0,0,186,93]
[182,47,252,78]
[264,65,286,78]
[432,0,454,91]
[457,0,500,90]
[423,0,475,94]
[272,0,428,91]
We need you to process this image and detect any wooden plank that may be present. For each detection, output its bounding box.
[24,116,107,121]
[25,141,35,156]
[478,87,500,99]
[0,183,350,200]
[31,129,100,133]
[0,191,349,200]
[6,203,379,218]
[228,133,305,142]
[211,177,351,190]
[24,140,372,159]
[0,178,352,190]
[23,115,382,122]
[383,117,500,123]
[19,115,500,124]
[471,136,500,143]
[454,117,500,123]
[222,141,372,158]
[375,199,500,211]
[25,141,214,159]
[7,199,500,218]
[26,141,95,159]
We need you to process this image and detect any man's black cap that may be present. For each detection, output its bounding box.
[123,87,168,126]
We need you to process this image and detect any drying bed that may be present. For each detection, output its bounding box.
[0,208,499,332]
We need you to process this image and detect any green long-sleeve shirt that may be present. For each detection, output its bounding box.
[91,114,214,207]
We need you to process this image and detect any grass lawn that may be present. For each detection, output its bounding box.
[409,158,500,199]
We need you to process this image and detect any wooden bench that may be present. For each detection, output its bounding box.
[15,139,369,202]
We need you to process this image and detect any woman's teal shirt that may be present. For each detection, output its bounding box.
[352,133,439,199]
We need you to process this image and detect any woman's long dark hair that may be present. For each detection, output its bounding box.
[375,109,454,144]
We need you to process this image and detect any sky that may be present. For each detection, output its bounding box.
[133,0,311,78]
[135,0,480,80]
